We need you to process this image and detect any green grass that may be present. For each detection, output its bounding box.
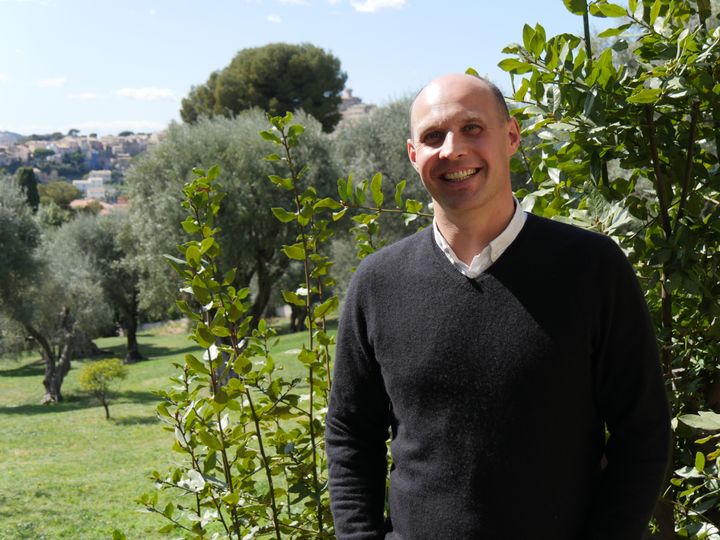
[0,324,332,540]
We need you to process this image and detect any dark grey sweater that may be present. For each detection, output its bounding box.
[326,213,671,539]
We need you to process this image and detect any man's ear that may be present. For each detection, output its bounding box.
[506,117,521,155]
[407,139,418,170]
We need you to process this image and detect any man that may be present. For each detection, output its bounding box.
[325,73,671,539]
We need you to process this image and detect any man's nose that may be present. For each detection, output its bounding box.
[438,132,465,160]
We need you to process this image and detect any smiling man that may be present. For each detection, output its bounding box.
[325,73,671,539]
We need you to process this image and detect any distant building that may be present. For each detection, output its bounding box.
[336,89,376,130]
[73,170,114,201]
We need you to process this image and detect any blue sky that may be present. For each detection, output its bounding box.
[0,0,617,136]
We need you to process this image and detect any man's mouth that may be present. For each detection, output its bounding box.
[441,168,480,182]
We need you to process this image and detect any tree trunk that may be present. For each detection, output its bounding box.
[28,307,74,404]
[250,259,275,329]
[102,398,110,419]
[123,288,144,364]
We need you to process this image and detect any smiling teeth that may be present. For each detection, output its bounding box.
[443,168,478,181]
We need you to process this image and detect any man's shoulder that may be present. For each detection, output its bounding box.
[523,212,621,255]
[514,213,632,283]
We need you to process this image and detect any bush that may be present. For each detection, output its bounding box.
[79,358,128,419]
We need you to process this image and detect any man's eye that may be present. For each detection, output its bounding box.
[463,124,482,134]
[422,131,444,145]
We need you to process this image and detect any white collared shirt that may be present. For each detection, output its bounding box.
[433,198,527,278]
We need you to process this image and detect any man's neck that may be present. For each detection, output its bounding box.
[434,196,516,265]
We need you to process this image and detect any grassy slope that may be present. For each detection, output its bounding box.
[0,326,326,540]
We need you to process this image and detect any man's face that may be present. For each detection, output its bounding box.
[407,76,520,219]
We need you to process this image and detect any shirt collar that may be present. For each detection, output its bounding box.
[432,197,527,278]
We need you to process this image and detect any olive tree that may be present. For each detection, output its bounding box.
[0,176,112,402]
[126,110,339,326]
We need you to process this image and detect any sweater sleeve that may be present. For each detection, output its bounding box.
[583,240,672,539]
[325,268,391,539]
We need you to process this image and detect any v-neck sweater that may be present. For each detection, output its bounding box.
[326,213,671,540]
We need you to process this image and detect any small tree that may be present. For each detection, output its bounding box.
[16,167,39,212]
[79,358,128,419]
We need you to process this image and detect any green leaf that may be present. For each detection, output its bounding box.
[597,22,632,38]
[199,237,214,256]
[313,296,339,321]
[185,245,201,267]
[370,172,384,207]
[268,175,294,190]
[465,67,480,77]
[264,153,282,161]
[288,124,305,138]
[522,24,535,51]
[196,325,214,348]
[626,88,662,104]
[562,0,587,15]
[589,2,627,17]
[197,431,223,451]
[271,207,296,223]
[181,218,200,233]
[679,411,720,431]
[394,180,406,208]
[259,130,282,144]
[332,208,347,221]
[185,354,210,375]
[223,268,236,286]
[498,58,533,74]
[207,164,220,180]
[210,325,231,338]
[649,0,661,25]
[282,290,306,307]
[695,451,706,472]
[314,197,342,210]
[283,243,306,260]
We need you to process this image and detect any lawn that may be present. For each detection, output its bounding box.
[0,323,329,540]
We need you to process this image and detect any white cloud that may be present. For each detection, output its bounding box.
[68,92,99,101]
[36,76,67,88]
[327,0,340,4]
[350,0,405,12]
[279,0,310,5]
[267,13,282,23]
[116,87,175,101]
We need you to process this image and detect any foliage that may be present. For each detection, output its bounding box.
[79,358,128,419]
[0,177,40,358]
[35,199,72,228]
[180,43,347,133]
[0,185,113,401]
[499,0,720,536]
[141,110,429,537]
[126,110,338,326]
[0,176,40,315]
[16,166,39,212]
[39,180,82,209]
[53,213,145,362]
[332,97,430,242]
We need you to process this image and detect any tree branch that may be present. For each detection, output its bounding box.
[674,101,700,228]
[644,105,673,238]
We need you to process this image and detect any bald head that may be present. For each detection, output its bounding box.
[409,74,510,139]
